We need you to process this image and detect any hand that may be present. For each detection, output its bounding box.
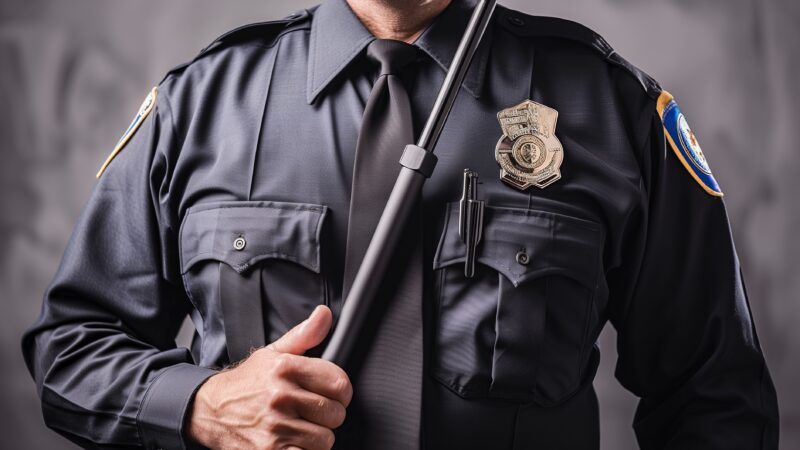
[187,305,352,450]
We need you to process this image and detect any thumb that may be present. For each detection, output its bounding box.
[268,305,332,355]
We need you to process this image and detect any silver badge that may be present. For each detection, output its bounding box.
[495,100,563,190]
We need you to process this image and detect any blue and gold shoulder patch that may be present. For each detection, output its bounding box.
[96,87,158,178]
[657,91,723,197]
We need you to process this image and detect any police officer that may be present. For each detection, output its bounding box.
[22,0,779,449]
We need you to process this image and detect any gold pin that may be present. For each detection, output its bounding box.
[495,100,563,190]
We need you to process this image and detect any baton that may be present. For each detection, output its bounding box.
[322,0,497,366]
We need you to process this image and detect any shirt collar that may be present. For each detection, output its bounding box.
[306,0,492,104]
[413,0,492,99]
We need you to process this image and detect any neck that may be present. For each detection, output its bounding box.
[347,0,452,43]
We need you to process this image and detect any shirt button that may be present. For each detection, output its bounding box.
[515,249,529,265]
[233,236,247,251]
[507,15,525,27]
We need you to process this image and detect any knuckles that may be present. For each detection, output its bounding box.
[261,415,283,436]
[268,353,296,379]
[264,386,294,412]
[330,372,353,406]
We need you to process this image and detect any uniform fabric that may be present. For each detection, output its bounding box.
[21,0,779,449]
[343,39,424,450]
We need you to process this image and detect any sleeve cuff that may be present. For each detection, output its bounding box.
[138,363,217,450]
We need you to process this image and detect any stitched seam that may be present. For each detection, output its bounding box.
[431,203,453,269]
[308,11,319,97]
[180,263,206,323]
[185,203,326,215]
[247,39,281,201]
[183,252,319,274]
[312,206,328,277]
[485,204,602,231]
[177,205,191,276]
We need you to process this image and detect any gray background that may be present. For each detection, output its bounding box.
[1,0,797,448]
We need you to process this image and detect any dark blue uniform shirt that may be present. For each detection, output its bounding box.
[23,0,779,449]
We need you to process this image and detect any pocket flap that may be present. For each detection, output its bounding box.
[433,203,603,288]
[179,201,327,274]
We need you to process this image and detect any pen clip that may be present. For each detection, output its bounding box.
[459,169,484,278]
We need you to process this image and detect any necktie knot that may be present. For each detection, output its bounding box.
[366,39,418,76]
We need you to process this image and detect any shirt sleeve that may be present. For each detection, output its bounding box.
[21,89,216,449]
[608,110,780,450]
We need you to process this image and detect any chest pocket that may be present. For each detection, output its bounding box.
[432,203,603,406]
[180,201,328,365]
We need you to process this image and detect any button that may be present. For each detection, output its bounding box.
[515,249,529,265]
[233,236,247,251]
[286,10,307,20]
[507,16,525,27]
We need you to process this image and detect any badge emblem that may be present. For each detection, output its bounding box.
[656,91,722,197]
[495,100,563,190]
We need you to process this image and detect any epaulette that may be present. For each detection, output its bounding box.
[162,9,312,82]
[495,6,661,100]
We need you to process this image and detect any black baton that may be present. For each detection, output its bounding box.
[321,0,498,366]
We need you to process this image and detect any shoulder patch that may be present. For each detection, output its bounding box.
[96,87,157,178]
[657,91,723,197]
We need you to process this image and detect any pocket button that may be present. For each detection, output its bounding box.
[515,249,530,266]
[233,236,247,251]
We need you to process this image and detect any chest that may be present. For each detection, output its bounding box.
[173,39,634,407]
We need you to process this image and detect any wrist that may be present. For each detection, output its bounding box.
[186,375,220,448]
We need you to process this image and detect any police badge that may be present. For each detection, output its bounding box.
[495,100,563,190]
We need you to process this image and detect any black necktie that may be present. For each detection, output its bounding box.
[342,39,423,450]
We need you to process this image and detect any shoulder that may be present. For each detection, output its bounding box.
[160,9,313,85]
[494,5,662,101]
[144,9,314,157]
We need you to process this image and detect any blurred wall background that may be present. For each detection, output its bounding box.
[1,0,797,448]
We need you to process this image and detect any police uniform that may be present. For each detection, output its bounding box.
[22,0,779,449]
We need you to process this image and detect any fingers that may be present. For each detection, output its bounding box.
[248,305,347,450]
[291,357,353,407]
[269,305,333,355]
[262,352,352,407]
[291,391,347,429]
[272,418,335,450]
[262,305,351,406]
